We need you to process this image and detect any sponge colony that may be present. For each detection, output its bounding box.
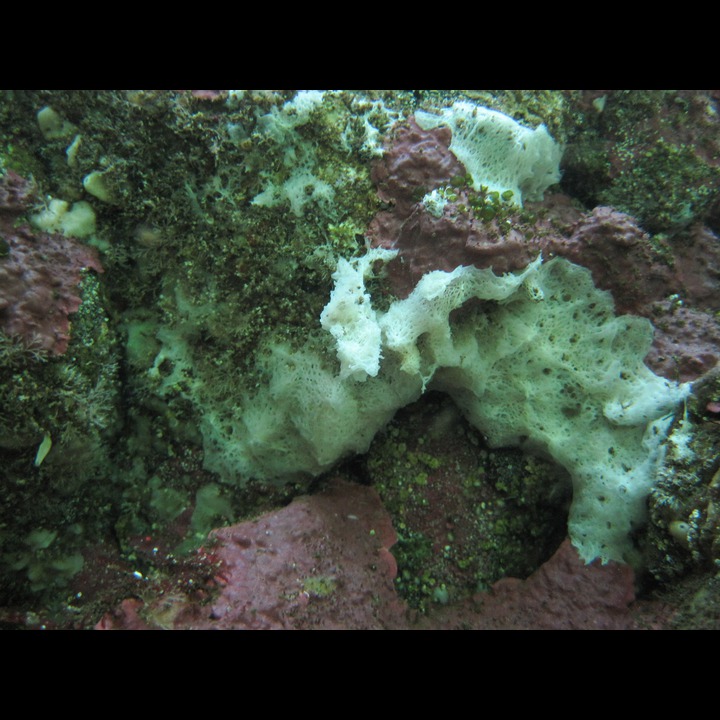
[197,250,688,564]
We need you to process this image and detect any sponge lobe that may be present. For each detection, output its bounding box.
[415,102,562,205]
[430,258,686,564]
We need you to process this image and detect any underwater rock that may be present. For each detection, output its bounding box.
[416,539,642,630]
[97,478,406,630]
[0,171,103,355]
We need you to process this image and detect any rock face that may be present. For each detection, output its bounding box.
[417,539,638,630]
[205,478,405,630]
[97,478,407,630]
[0,171,103,355]
[96,477,674,631]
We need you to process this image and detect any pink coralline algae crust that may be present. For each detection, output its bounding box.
[643,224,720,382]
[646,301,720,383]
[370,125,672,314]
[0,169,35,214]
[367,115,578,297]
[671,225,720,311]
[94,475,675,630]
[546,211,720,381]
[370,196,556,299]
[541,206,720,322]
[0,171,103,355]
[96,478,407,630]
[96,526,671,630]
[189,90,228,102]
[546,206,674,315]
[371,116,466,217]
[206,479,404,630]
[418,539,643,630]
[367,115,581,298]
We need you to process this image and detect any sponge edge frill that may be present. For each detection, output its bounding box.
[320,248,398,381]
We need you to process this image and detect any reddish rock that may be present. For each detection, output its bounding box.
[417,539,641,630]
[0,172,103,355]
[0,170,34,214]
[95,494,680,629]
[371,116,465,217]
[367,118,720,381]
[96,480,669,630]
[671,224,720,311]
[547,206,673,315]
[97,478,406,630]
[645,301,720,383]
[370,197,555,298]
[206,478,403,629]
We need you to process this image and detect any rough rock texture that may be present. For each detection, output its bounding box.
[671,224,720,311]
[369,196,552,298]
[95,476,673,630]
[646,301,720,382]
[205,478,404,629]
[370,116,465,217]
[417,539,642,630]
[0,169,34,212]
[0,171,103,355]
[368,116,562,298]
[546,206,673,315]
[96,533,668,630]
[96,478,407,630]
[545,207,720,381]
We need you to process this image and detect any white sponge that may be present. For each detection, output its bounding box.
[320,248,397,381]
[415,102,562,205]
[195,247,688,565]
